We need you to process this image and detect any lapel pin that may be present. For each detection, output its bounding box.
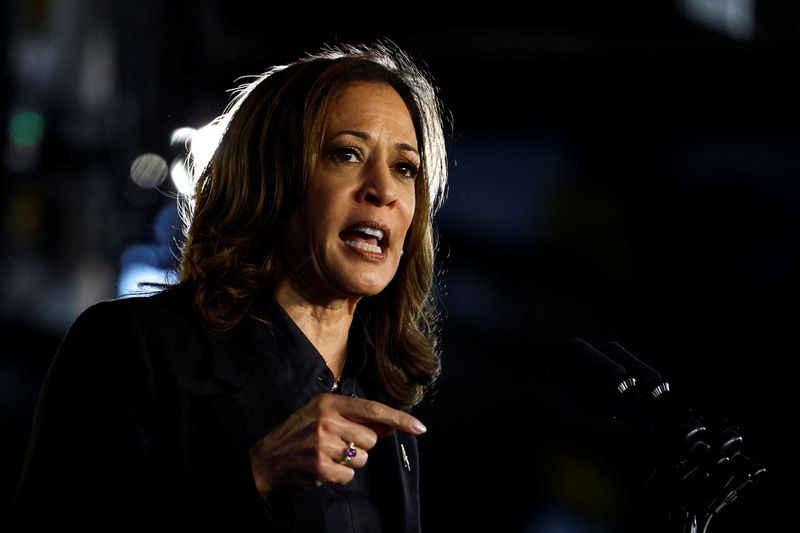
[400,443,411,471]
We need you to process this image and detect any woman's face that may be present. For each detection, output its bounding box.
[281,81,419,301]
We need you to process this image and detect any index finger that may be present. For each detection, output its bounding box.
[336,396,427,436]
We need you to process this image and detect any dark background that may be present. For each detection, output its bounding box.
[2,1,798,531]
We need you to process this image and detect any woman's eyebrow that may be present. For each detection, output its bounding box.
[329,129,419,155]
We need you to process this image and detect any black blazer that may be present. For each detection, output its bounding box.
[11,290,421,532]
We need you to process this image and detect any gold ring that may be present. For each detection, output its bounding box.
[339,441,357,465]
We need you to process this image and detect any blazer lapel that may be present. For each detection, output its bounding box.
[203,318,325,451]
[373,430,420,533]
[203,327,263,452]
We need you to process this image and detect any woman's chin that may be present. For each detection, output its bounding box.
[326,254,398,298]
[329,269,394,299]
[343,279,390,298]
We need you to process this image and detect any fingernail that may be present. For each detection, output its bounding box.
[412,420,427,434]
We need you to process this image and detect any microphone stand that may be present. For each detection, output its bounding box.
[550,338,766,533]
[596,341,767,533]
[644,419,766,533]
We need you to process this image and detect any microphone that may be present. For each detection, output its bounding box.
[548,337,702,451]
[595,340,709,457]
[548,337,766,532]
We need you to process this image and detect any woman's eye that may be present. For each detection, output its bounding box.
[332,147,361,163]
[395,161,420,179]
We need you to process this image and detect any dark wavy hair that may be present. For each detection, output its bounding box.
[175,41,449,407]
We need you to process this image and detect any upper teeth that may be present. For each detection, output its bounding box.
[356,226,384,240]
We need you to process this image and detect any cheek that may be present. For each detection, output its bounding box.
[304,189,340,233]
[401,188,417,232]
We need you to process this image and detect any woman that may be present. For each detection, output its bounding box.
[11,41,449,532]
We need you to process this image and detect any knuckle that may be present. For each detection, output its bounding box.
[317,417,336,435]
[362,400,382,419]
[309,427,326,449]
[317,392,335,409]
[308,395,327,417]
[306,394,330,418]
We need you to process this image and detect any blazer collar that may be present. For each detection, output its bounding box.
[206,295,373,392]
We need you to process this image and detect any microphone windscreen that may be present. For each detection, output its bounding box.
[598,341,663,391]
[549,337,628,406]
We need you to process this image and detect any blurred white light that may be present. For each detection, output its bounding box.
[170,127,196,148]
[130,153,168,189]
[189,122,224,180]
[170,156,193,196]
[680,0,754,40]
[117,263,177,298]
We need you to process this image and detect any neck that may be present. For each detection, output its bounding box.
[273,279,359,377]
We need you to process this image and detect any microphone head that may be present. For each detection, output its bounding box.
[548,337,632,411]
[598,341,666,396]
[549,337,704,448]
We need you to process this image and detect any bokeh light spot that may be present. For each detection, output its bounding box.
[9,111,46,148]
[130,153,168,189]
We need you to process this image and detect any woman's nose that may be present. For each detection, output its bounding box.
[358,161,398,207]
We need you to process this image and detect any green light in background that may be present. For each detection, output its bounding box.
[10,111,46,148]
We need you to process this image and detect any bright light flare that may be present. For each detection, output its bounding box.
[170,127,196,148]
[170,156,193,196]
[117,263,178,298]
[187,122,224,179]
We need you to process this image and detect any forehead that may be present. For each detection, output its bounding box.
[325,81,417,139]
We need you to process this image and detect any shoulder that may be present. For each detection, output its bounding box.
[53,289,204,377]
[68,289,197,343]
[74,289,191,326]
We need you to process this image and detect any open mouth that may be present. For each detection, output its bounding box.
[339,222,389,255]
